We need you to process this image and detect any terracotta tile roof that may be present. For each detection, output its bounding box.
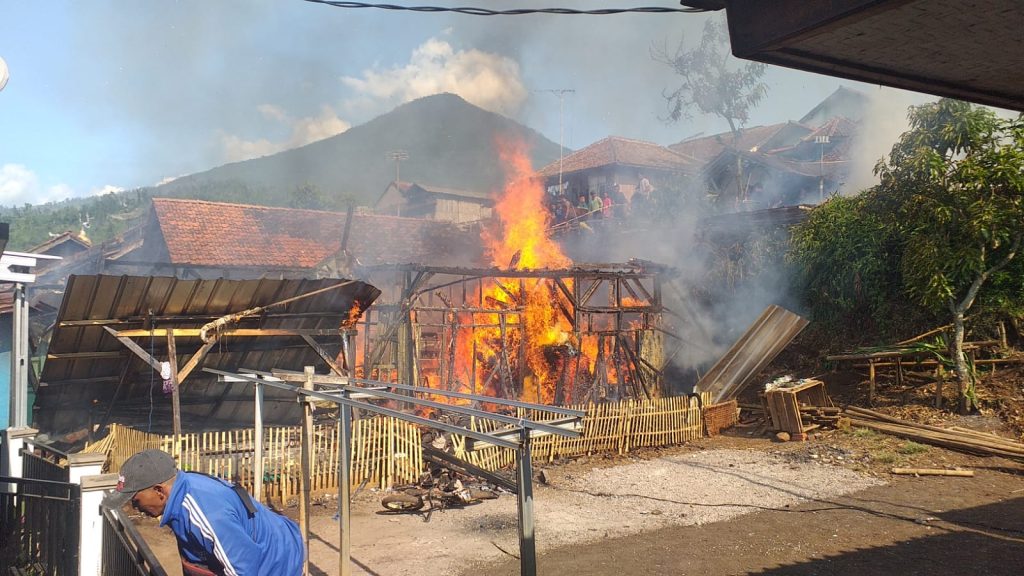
[536,136,696,178]
[151,198,481,268]
[774,117,859,163]
[668,123,799,163]
[800,116,858,143]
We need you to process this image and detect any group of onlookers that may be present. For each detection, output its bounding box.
[548,174,655,230]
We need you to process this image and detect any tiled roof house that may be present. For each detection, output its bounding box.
[535,136,697,200]
[123,198,484,278]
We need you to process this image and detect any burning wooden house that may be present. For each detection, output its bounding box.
[355,140,678,406]
[354,260,672,407]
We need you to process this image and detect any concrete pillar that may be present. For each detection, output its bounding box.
[0,426,37,492]
[78,472,118,576]
[9,283,29,428]
[68,452,106,485]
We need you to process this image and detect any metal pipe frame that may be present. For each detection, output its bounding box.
[266,372,582,440]
[201,366,567,576]
[203,368,520,449]
[260,368,586,418]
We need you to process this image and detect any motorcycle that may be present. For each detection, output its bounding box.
[380,471,497,513]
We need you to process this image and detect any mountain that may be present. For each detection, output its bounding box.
[3,94,565,250]
[154,93,566,206]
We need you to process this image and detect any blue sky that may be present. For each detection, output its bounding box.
[0,1,931,207]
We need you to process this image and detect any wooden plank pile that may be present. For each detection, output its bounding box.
[846,406,1024,462]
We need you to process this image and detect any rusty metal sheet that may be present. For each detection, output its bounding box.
[695,305,809,404]
[36,274,380,435]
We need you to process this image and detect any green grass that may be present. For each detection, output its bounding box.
[872,450,898,464]
[897,441,930,455]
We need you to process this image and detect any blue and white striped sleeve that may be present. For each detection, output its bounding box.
[181,493,261,576]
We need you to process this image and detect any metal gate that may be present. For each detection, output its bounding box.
[0,475,81,576]
[101,506,169,576]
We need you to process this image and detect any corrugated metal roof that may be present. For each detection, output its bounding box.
[36,274,380,434]
[695,305,809,404]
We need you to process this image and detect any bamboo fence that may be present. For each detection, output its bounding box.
[453,394,708,472]
[83,395,708,502]
[84,418,422,506]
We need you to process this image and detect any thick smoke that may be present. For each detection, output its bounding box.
[845,87,935,193]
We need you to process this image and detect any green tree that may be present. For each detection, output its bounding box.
[789,195,906,335]
[288,182,330,210]
[654,17,767,205]
[872,100,1024,410]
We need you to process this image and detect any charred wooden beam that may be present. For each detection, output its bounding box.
[578,278,602,308]
[103,326,163,372]
[177,337,219,382]
[362,263,657,279]
[302,335,347,376]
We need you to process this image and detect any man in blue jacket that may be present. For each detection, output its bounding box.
[103,449,305,576]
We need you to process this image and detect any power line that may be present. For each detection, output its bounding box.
[301,0,712,15]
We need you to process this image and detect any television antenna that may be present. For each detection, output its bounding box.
[815,135,830,201]
[537,89,575,196]
[387,150,409,185]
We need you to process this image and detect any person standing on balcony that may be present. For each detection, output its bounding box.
[103,449,305,576]
[589,192,603,220]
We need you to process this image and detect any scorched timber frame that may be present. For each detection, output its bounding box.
[356,262,673,404]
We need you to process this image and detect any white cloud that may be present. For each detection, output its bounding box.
[257,104,289,123]
[0,164,80,206]
[0,164,40,205]
[220,105,351,163]
[341,37,528,117]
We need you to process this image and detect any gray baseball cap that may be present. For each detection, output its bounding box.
[102,449,177,509]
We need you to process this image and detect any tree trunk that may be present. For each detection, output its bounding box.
[949,306,970,413]
[946,235,1021,413]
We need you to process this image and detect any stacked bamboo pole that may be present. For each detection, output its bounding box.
[846,406,1024,461]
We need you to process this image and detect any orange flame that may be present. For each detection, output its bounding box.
[406,137,617,408]
[484,138,571,271]
[455,137,582,404]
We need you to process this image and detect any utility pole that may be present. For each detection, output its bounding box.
[815,135,830,201]
[387,150,409,186]
[538,89,575,197]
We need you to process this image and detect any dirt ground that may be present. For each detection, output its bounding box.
[133,365,1024,575]
[135,433,1024,576]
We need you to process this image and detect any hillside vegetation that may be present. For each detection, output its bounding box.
[3,93,564,250]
